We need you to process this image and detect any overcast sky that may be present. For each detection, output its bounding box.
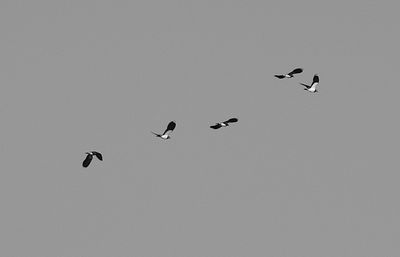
[1,0,399,256]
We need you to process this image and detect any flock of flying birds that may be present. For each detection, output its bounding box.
[82,68,320,168]
[275,68,320,93]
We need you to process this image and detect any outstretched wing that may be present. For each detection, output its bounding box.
[274,75,286,79]
[288,68,303,76]
[210,123,222,129]
[151,131,161,137]
[312,74,319,84]
[224,118,238,124]
[163,121,176,135]
[92,151,103,161]
[82,154,93,168]
[299,83,310,88]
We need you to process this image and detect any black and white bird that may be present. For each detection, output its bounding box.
[210,118,238,129]
[82,151,103,168]
[275,68,303,79]
[152,121,176,140]
[300,74,319,93]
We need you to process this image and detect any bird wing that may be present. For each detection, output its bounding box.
[92,151,103,161]
[312,74,319,84]
[151,131,161,137]
[274,75,286,79]
[210,123,222,129]
[288,68,303,76]
[224,118,238,124]
[299,83,310,88]
[82,154,93,168]
[163,121,176,135]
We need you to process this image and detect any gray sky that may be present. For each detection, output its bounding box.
[1,0,399,256]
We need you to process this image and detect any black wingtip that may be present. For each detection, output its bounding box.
[163,121,176,135]
[82,155,92,168]
[313,74,319,83]
[93,152,103,161]
[226,118,238,123]
[210,123,222,129]
[291,68,303,74]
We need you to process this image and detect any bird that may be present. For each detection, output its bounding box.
[300,74,319,93]
[82,151,103,168]
[152,121,176,140]
[275,68,303,79]
[210,118,238,129]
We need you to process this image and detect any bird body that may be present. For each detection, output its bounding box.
[275,74,293,79]
[307,84,317,93]
[210,118,238,129]
[82,151,103,168]
[300,74,319,93]
[152,121,176,140]
[151,132,170,139]
[275,68,303,79]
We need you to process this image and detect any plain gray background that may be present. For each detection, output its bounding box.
[1,0,399,256]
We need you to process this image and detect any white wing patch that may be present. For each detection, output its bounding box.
[309,82,318,92]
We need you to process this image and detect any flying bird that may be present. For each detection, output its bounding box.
[152,121,176,140]
[300,74,319,93]
[82,151,103,168]
[275,68,303,79]
[210,118,238,129]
